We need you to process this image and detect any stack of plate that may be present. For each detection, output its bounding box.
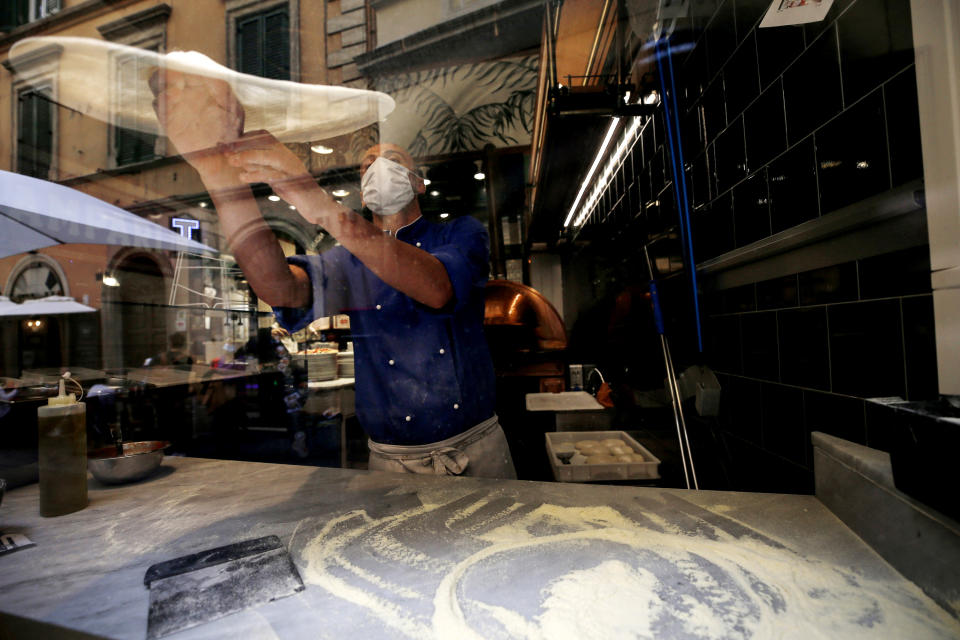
[337,351,355,378]
[306,350,337,381]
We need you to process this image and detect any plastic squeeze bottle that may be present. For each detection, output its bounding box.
[37,372,87,517]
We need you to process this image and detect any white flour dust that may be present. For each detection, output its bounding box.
[297,495,960,640]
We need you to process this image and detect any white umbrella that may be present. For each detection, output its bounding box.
[0,170,216,259]
[0,295,96,316]
[7,37,395,144]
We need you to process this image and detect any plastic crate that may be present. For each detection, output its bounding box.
[545,430,661,482]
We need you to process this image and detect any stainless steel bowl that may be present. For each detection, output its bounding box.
[88,441,169,484]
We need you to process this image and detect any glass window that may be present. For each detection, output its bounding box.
[16,87,52,179]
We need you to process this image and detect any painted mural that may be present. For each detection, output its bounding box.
[372,54,538,157]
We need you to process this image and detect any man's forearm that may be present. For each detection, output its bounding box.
[199,160,311,309]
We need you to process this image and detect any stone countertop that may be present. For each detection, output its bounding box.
[1,457,957,640]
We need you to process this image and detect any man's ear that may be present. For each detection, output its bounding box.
[411,172,426,195]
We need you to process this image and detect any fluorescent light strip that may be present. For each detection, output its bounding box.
[563,117,621,228]
[572,115,645,228]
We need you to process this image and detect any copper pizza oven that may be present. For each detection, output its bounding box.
[483,280,567,391]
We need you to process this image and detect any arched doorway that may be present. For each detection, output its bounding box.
[114,254,167,368]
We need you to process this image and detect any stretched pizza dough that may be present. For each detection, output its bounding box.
[7,36,395,143]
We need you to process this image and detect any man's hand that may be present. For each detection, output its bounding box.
[150,68,245,161]
[225,130,320,209]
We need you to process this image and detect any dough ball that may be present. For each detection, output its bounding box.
[574,440,600,450]
[570,453,587,465]
[608,445,631,456]
[629,453,646,462]
[600,438,623,447]
[615,454,634,463]
[553,442,576,455]
[585,454,618,464]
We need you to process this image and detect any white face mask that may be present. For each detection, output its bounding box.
[361,156,417,216]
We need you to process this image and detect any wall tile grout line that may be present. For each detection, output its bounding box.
[834,25,845,110]
[899,296,909,400]
[825,303,833,392]
[706,292,932,318]
[718,372,863,402]
[775,309,782,383]
[881,85,895,190]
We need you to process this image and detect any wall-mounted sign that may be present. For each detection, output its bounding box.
[760,0,833,27]
[171,217,201,242]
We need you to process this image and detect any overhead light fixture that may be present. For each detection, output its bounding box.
[643,91,659,105]
[473,160,485,181]
[423,178,432,186]
[311,144,334,154]
[856,160,870,170]
[566,114,647,229]
[563,117,621,228]
[440,212,450,219]
[199,201,208,208]
[268,195,281,202]
[430,190,440,197]
[102,275,120,287]
[289,205,297,210]
[331,189,350,198]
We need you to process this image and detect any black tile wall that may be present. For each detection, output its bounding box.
[829,299,905,398]
[761,383,806,465]
[706,314,742,374]
[901,295,938,401]
[885,67,924,186]
[798,262,858,305]
[756,274,798,311]
[733,169,770,247]
[740,312,779,380]
[768,137,819,232]
[858,245,931,299]
[706,0,737,77]
[700,78,727,149]
[575,0,932,496]
[804,390,867,446]
[784,27,842,143]
[714,117,747,193]
[691,153,710,208]
[724,33,760,120]
[778,307,830,390]
[722,283,755,314]
[815,89,890,214]
[744,79,787,171]
[803,0,856,43]
[728,375,763,442]
[756,21,804,89]
[838,0,914,106]
[733,0,769,43]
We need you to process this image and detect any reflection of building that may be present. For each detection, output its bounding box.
[0,1,333,373]
[0,0,544,376]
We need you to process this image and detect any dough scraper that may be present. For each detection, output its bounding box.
[143,535,304,639]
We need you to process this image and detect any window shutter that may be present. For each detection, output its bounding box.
[236,7,289,80]
[17,92,34,175]
[1,0,29,31]
[237,15,262,77]
[36,90,52,178]
[263,9,290,80]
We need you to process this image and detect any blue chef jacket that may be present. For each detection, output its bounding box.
[273,215,496,445]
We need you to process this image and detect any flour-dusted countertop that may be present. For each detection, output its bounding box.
[0,457,957,639]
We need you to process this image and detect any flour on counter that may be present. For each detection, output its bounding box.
[296,494,960,640]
